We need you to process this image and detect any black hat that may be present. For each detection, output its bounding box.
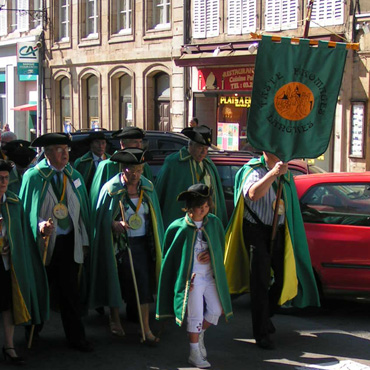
[181,125,212,146]
[0,159,14,173]
[177,184,213,202]
[31,133,71,147]
[85,131,107,143]
[112,127,145,140]
[110,148,147,165]
[3,140,37,168]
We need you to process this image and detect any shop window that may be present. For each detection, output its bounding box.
[192,0,219,39]
[111,0,132,35]
[228,0,256,35]
[147,0,170,30]
[60,77,71,132]
[310,0,344,27]
[119,74,132,127]
[265,0,298,31]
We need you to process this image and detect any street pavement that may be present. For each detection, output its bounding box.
[1,295,370,370]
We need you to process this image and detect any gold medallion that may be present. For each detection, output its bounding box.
[272,199,285,216]
[128,214,143,230]
[53,203,69,220]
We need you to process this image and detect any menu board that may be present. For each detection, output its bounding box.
[350,103,365,158]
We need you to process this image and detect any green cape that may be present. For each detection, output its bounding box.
[154,147,227,229]
[156,213,233,326]
[88,174,164,308]
[19,160,91,305]
[2,191,49,325]
[224,156,320,308]
[90,156,153,210]
[73,151,111,192]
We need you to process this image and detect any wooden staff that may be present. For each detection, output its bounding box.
[119,200,146,343]
[28,218,53,349]
[270,177,283,255]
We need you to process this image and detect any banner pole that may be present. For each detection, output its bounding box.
[303,0,315,38]
[270,176,283,255]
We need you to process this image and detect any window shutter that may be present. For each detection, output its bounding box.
[206,0,219,37]
[17,0,29,32]
[242,0,256,34]
[265,0,281,31]
[281,0,297,30]
[193,0,206,39]
[0,5,7,36]
[311,0,344,27]
[228,0,242,35]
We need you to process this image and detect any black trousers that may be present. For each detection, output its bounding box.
[46,231,86,345]
[243,221,285,341]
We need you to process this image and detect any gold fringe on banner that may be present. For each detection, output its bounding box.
[250,33,360,51]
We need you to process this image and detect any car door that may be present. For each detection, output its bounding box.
[300,182,370,294]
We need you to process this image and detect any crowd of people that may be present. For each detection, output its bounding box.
[0,124,319,369]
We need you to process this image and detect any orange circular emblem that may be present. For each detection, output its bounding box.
[274,82,314,121]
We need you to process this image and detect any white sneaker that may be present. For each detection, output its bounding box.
[188,346,211,369]
[199,330,207,359]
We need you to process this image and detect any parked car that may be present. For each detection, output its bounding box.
[295,172,370,299]
[69,129,325,218]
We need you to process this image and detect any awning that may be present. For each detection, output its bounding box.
[175,50,256,67]
[11,104,37,111]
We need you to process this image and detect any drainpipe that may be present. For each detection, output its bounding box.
[183,0,189,129]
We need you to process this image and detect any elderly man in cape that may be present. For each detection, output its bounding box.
[155,125,227,229]
[224,152,320,350]
[90,127,153,209]
[2,140,37,195]
[73,131,111,193]
[19,133,93,352]
[89,148,163,343]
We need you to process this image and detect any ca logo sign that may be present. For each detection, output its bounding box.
[19,45,38,59]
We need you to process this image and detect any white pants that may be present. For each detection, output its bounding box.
[187,270,223,333]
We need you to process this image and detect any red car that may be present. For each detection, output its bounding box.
[295,172,370,299]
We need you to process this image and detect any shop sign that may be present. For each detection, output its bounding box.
[17,42,40,76]
[198,67,254,91]
[219,96,251,108]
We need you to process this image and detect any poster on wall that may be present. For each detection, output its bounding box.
[90,117,100,130]
[217,123,239,150]
[63,117,72,133]
[350,102,365,158]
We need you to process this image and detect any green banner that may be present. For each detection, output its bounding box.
[247,36,347,162]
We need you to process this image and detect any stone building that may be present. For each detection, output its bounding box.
[44,0,185,133]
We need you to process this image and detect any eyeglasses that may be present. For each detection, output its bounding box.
[124,168,143,175]
[55,147,71,153]
[0,176,9,182]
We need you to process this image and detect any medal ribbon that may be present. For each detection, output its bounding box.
[125,189,144,216]
[51,173,67,203]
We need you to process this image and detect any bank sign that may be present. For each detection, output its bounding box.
[17,42,40,76]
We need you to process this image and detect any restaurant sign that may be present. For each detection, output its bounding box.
[198,67,254,91]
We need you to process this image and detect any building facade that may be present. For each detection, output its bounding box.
[44,0,186,134]
[0,0,44,141]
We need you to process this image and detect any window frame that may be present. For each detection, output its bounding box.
[264,0,298,32]
[310,0,344,28]
[192,0,219,39]
[59,0,70,41]
[228,0,256,35]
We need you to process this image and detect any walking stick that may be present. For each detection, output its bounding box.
[119,201,146,343]
[28,218,53,349]
[270,176,283,255]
